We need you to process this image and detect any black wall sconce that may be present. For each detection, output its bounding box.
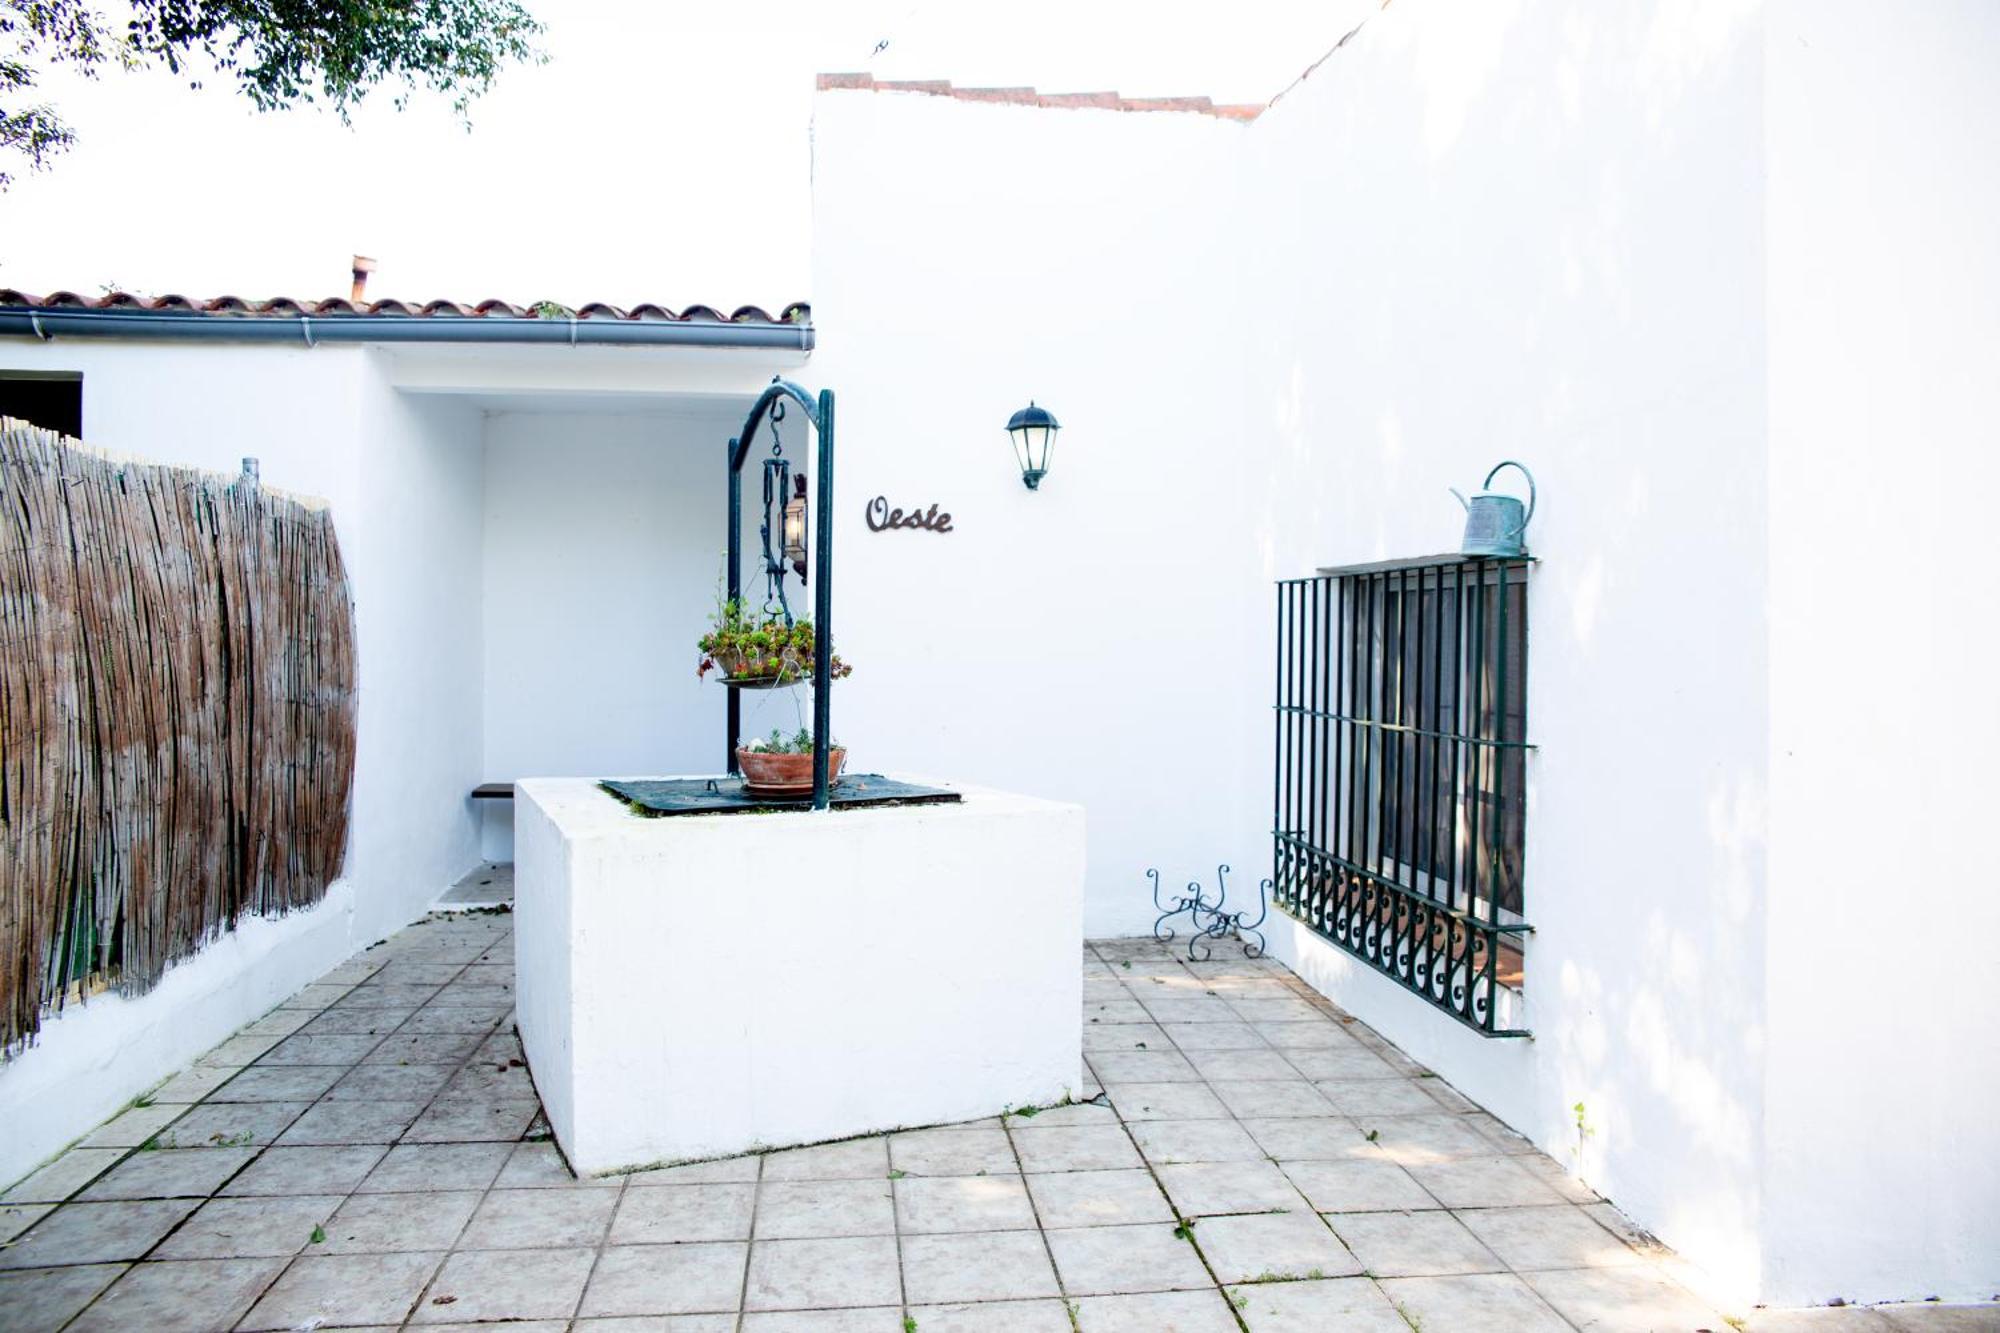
[1006,401,1061,490]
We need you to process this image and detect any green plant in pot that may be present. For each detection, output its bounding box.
[736,727,847,795]
[696,597,852,688]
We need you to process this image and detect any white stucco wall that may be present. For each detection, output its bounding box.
[0,341,485,1185]
[1761,0,2000,1305]
[477,407,742,858]
[809,87,1264,939]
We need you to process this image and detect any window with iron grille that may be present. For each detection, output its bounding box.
[1273,555,1532,1037]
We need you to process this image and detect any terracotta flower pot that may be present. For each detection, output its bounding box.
[736,747,847,795]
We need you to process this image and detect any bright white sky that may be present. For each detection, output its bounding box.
[0,1,1374,307]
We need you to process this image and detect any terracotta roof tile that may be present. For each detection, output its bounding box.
[0,289,810,326]
[815,72,1263,122]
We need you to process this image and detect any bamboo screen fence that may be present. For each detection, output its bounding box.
[0,420,357,1055]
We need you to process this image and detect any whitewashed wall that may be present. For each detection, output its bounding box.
[809,88,1264,938]
[0,342,487,1185]
[1761,0,2000,1305]
[478,407,738,857]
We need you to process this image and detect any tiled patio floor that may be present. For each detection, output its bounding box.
[1,915,1990,1332]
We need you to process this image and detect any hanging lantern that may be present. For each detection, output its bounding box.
[783,473,809,580]
[1006,401,1060,490]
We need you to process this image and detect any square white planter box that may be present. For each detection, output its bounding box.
[513,776,1086,1175]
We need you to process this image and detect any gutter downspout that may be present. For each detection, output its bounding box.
[0,308,816,352]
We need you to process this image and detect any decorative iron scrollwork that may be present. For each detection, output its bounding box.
[1147,864,1271,961]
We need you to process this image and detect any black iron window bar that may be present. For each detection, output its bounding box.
[1273,555,1533,1038]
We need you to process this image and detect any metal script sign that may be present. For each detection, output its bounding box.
[865,496,953,534]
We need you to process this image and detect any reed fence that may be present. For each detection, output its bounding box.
[0,420,356,1055]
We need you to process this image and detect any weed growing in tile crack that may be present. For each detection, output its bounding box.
[209,1131,254,1147]
[1009,1105,1041,1119]
[1723,1319,1746,1331]
[1231,1291,1249,1310]
[1365,1129,1380,1143]
[903,1317,918,1333]
[1120,960,1131,969]
[1398,1307,1423,1332]
[889,1169,907,1180]
[1172,1219,1198,1241]
[309,1225,326,1244]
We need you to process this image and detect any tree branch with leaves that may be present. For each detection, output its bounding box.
[1,0,543,187]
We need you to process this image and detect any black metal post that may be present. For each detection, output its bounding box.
[725,438,742,774]
[811,388,836,810]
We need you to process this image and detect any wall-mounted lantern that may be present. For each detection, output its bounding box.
[783,474,809,579]
[1006,402,1061,490]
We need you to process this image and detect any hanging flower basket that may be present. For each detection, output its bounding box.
[697,600,852,690]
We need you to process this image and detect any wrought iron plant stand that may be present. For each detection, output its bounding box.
[1149,865,1271,961]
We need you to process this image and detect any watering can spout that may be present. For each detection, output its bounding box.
[1449,487,1469,511]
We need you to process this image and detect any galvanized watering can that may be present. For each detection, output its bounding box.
[1450,460,1536,558]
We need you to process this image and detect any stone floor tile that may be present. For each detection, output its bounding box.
[1239,1116,1377,1162]
[1128,1118,1267,1165]
[1011,1125,1143,1173]
[625,1155,761,1186]
[1084,1022,1166,1052]
[610,1182,755,1243]
[365,1030,486,1066]
[401,1096,540,1144]
[237,1250,442,1330]
[237,1007,317,1039]
[1318,1078,1451,1117]
[745,1234,901,1310]
[1046,1221,1211,1296]
[1518,1150,1606,1203]
[1457,1204,1646,1271]
[1875,1309,2000,1332]
[436,1060,535,1101]
[149,1100,308,1148]
[152,1194,340,1258]
[757,1178,897,1238]
[221,1145,387,1196]
[1407,1156,1571,1209]
[79,1146,258,1199]
[410,1246,595,1323]
[738,1309,907,1332]
[1085,999,1150,1024]
[1182,1048,1300,1082]
[66,1255,286,1332]
[1209,1080,1337,1120]
[2,1148,128,1203]
[1253,1021,1362,1052]
[278,983,357,1011]
[0,1262,127,1331]
[761,1137,890,1181]
[0,1203,53,1244]
[1155,1160,1308,1217]
[335,982,444,1009]
[575,1317,733,1332]
[902,1229,1061,1304]
[1327,1209,1507,1278]
[462,1186,617,1247]
[257,1032,382,1065]
[356,1142,512,1194]
[1162,1021,1269,1051]
[896,1174,1037,1234]
[1190,1209,1362,1283]
[80,1103,187,1148]
[207,1064,347,1102]
[371,962,467,987]
[196,1034,286,1067]
[1104,1081,1231,1122]
[1526,1266,1735,1331]
[1362,1114,1498,1166]
[496,1141,621,1188]
[1025,1168,1175,1230]
[1380,1271,1574,1331]
[0,1198,198,1268]
[1280,1045,1402,1080]
[1281,1159,1438,1213]
[1072,1288,1244,1332]
[909,1299,1075,1332]
[318,957,384,985]
[277,1099,427,1146]
[1141,996,1241,1025]
[147,1065,241,1103]
[326,1062,458,1102]
[318,1190,481,1253]
[1228,997,1330,1024]
[580,1243,747,1317]
[1743,1311,1920,1332]
[397,1003,510,1034]
[1225,1275,1410,1331]
[1087,1049,1203,1083]
[888,1126,1018,1177]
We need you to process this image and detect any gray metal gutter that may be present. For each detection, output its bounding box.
[0,306,815,352]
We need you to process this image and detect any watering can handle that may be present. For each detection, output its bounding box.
[1483,460,1536,535]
